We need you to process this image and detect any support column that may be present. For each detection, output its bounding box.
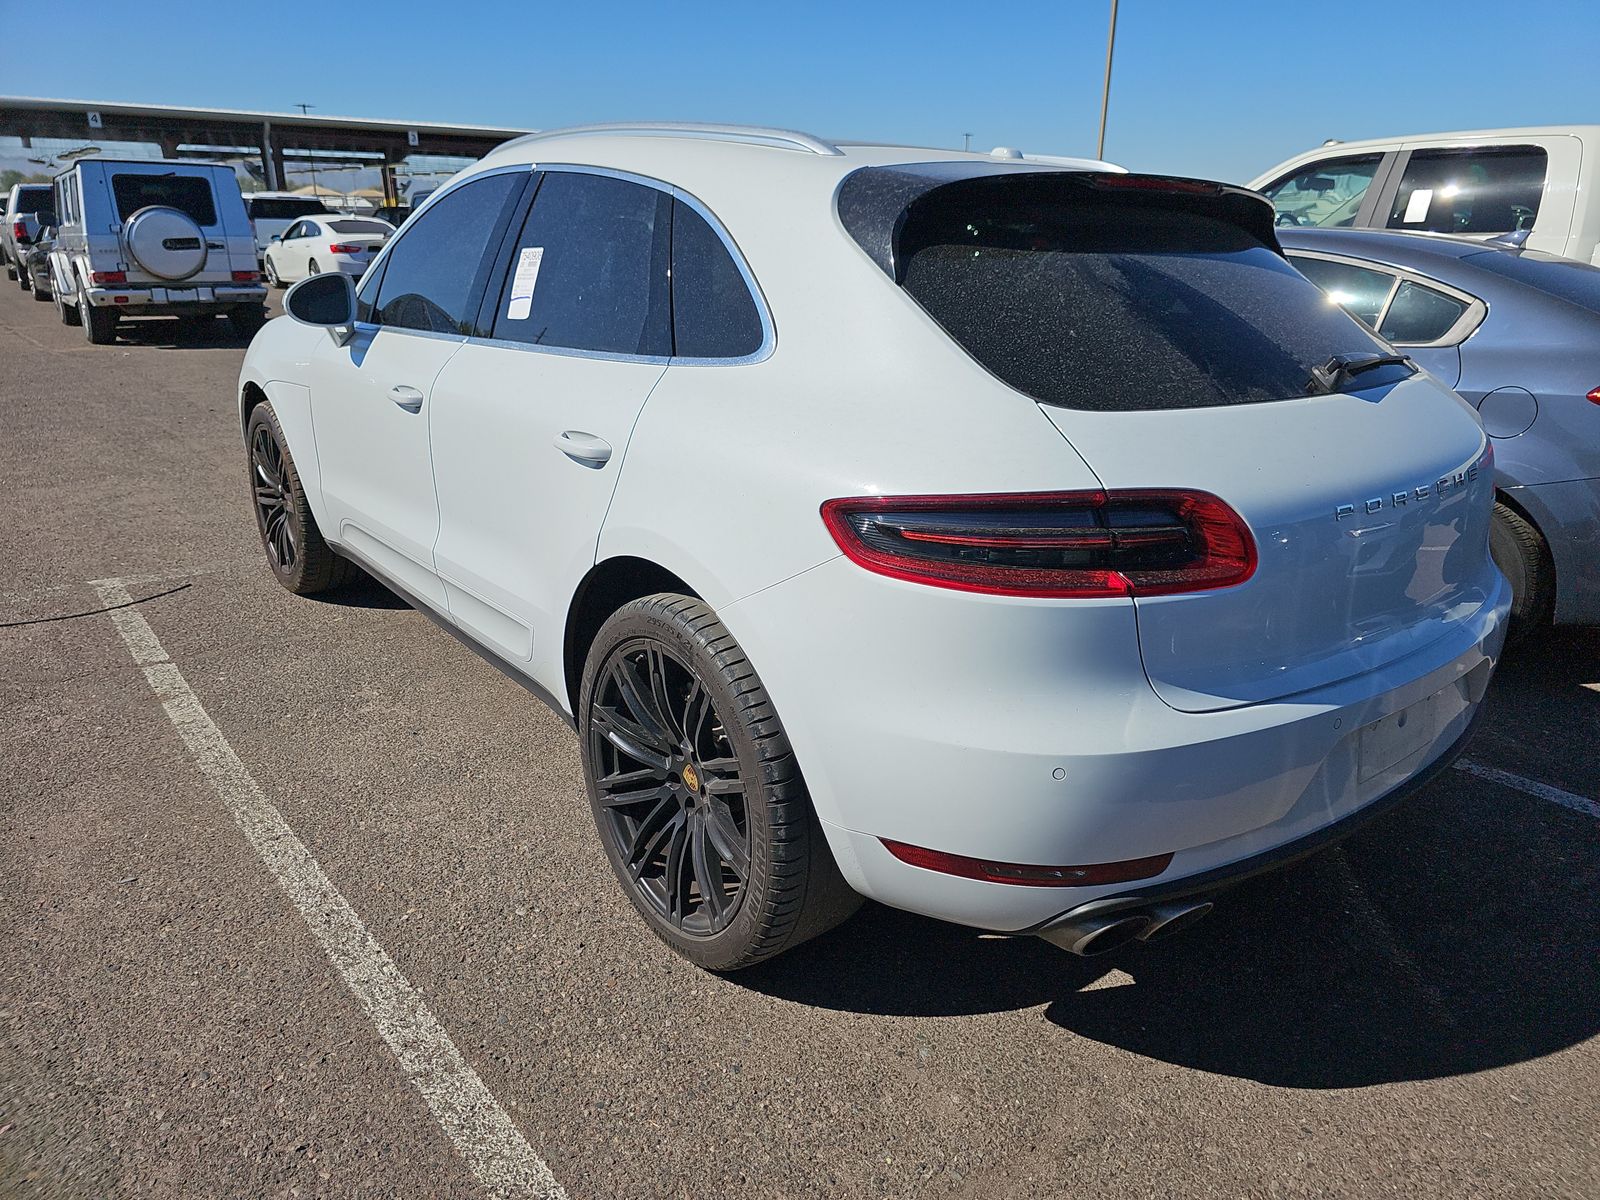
[261,121,279,191]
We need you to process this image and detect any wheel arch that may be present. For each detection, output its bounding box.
[563,556,701,713]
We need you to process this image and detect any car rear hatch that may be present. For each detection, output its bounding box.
[107,165,250,284]
[840,166,1498,713]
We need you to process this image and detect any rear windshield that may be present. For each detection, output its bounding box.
[327,219,391,234]
[1463,249,1600,314]
[112,174,217,226]
[13,185,52,213]
[891,175,1407,411]
[247,197,329,220]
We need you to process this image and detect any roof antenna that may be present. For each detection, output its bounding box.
[1487,228,1532,250]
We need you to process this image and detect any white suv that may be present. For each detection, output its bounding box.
[238,124,1509,969]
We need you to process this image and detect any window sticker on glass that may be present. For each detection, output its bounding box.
[506,246,545,320]
[1403,189,1433,224]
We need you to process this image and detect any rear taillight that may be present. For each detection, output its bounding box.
[881,838,1173,886]
[10,221,24,240]
[821,490,1257,598]
[1588,386,1600,406]
[232,269,259,282]
[90,270,127,285]
[327,243,361,254]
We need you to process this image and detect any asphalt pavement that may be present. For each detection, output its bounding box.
[2,282,1597,1199]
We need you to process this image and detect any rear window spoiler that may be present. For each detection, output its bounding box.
[837,163,1282,281]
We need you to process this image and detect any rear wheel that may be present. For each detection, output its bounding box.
[30,277,49,301]
[264,256,282,288]
[307,259,321,276]
[56,283,81,326]
[79,291,116,344]
[580,595,860,971]
[1490,501,1553,644]
[246,402,350,595]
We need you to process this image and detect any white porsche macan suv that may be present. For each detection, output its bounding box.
[237,124,1510,969]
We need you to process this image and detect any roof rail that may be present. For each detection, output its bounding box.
[504,122,843,157]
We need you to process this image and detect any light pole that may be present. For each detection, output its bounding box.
[1096,0,1118,160]
[962,132,973,152]
[295,102,320,198]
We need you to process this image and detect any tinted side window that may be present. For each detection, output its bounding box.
[112,174,218,225]
[488,172,670,355]
[1378,281,1469,343]
[375,173,522,334]
[1288,255,1396,327]
[1386,146,1546,234]
[670,200,763,358]
[1261,155,1381,229]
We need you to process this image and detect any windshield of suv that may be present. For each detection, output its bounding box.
[247,197,330,220]
[112,174,218,226]
[887,174,1410,411]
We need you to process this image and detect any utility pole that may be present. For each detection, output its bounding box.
[1096,0,1118,160]
[962,132,973,152]
[295,103,319,198]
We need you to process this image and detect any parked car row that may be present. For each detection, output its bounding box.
[244,123,1511,972]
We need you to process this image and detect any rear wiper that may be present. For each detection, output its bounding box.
[1306,352,1415,396]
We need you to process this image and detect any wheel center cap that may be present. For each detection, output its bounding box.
[680,763,700,793]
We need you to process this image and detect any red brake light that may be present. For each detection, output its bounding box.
[1087,173,1222,196]
[232,269,260,282]
[881,838,1173,886]
[327,242,362,254]
[10,220,24,240]
[1587,386,1600,405]
[821,490,1257,598]
[90,270,127,285]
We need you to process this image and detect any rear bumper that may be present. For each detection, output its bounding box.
[85,284,267,312]
[719,555,1510,933]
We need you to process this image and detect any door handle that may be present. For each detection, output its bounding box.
[388,385,424,413]
[553,430,612,467]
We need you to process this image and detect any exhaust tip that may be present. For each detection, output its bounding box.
[1040,913,1152,957]
[1139,900,1214,942]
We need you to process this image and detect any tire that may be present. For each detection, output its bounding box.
[56,283,81,326]
[230,306,267,338]
[4,262,15,281]
[264,256,282,289]
[1490,501,1553,644]
[579,595,860,971]
[245,402,350,595]
[18,266,31,292]
[79,291,116,344]
[31,281,50,302]
[307,259,321,276]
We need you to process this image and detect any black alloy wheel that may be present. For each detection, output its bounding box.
[244,402,348,595]
[581,595,861,971]
[590,639,753,937]
[251,421,296,572]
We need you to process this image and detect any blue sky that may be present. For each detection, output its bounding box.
[3,0,1596,182]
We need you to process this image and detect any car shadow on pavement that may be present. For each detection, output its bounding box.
[305,567,411,610]
[739,781,1600,1088]
[109,316,257,351]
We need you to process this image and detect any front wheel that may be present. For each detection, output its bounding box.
[579,595,860,971]
[245,402,350,595]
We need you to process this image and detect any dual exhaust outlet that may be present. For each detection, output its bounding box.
[1038,898,1214,957]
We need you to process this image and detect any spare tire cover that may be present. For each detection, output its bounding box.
[123,206,207,281]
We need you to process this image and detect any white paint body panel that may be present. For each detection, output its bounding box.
[238,130,1511,936]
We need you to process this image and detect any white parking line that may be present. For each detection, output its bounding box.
[91,578,566,1200]
[1454,758,1600,820]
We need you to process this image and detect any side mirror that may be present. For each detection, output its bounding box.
[269,233,282,242]
[284,272,357,344]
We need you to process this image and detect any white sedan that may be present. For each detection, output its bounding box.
[263,216,393,287]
